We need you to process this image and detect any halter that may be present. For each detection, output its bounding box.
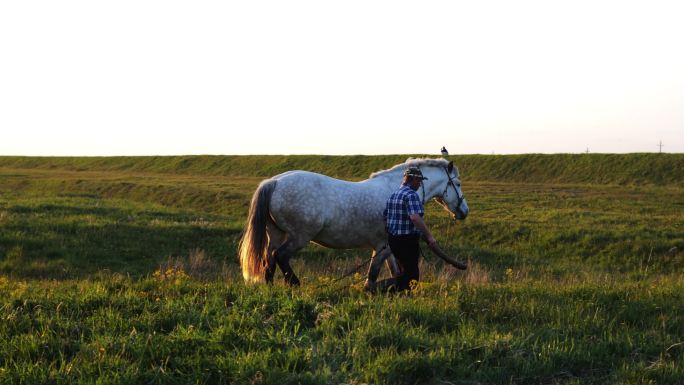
[414,165,464,212]
[441,166,465,213]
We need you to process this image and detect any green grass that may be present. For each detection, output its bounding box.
[0,155,683,384]
[1,276,682,384]
[1,153,682,185]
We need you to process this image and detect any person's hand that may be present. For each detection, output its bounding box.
[427,240,467,270]
[426,236,437,247]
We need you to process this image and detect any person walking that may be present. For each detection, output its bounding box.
[378,166,439,292]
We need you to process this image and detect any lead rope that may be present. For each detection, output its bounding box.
[313,256,372,291]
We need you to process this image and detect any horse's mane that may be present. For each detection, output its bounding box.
[369,158,450,179]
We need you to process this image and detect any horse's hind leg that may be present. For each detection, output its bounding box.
[273,237,307,286]
[265,224,286,284]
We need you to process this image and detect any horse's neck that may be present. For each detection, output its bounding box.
[421,167,446,200]
[365,172,402,193]
[366,167,445,201]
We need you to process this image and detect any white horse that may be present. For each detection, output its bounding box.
[239,158,469,286]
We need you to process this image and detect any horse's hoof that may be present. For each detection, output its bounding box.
[285,275,300,287]
[363,279,376,294]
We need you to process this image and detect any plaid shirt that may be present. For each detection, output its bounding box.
[384,184,424,236]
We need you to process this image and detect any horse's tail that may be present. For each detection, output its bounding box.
[239,179,277,284]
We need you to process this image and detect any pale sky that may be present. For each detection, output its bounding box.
[1,1,682,156]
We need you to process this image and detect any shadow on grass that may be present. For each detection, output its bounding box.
[0,205,242,280]
[8,203,124,217]
[7,203,206,222]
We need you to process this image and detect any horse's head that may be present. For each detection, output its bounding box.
[433,161,469,220]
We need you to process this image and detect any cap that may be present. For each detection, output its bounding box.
[404,167,428,180]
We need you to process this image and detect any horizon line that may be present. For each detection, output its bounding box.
[0,152,681,157]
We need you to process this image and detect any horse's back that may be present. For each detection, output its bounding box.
[270,171,360,216]
[272,170,359,195]
[268,171,387,247]
[269,171,342,230]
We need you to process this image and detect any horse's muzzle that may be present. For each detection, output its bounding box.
[453,209,468,220]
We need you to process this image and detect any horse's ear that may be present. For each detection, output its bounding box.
[447,161,454,173]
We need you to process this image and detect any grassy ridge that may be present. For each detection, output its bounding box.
[1,153,682,185]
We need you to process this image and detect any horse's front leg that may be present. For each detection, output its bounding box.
[364,245,393,293]
[385,254,401,278]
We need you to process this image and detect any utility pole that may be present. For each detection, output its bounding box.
[657,141,664,153]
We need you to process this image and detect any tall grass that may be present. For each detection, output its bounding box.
[0,155,683,383]
[0,274,681,384]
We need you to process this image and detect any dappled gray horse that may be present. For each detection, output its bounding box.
[239,158,469,286]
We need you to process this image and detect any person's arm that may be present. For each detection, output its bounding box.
[410,213,467,270]
[409,213,436,245]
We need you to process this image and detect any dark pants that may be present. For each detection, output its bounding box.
[378,233,420,292]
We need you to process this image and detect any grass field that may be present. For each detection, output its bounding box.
[0,155,683,384]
